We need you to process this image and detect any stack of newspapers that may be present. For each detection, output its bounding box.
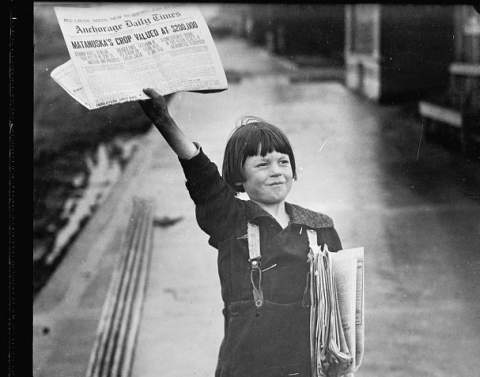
[51,5,228,110]
[308,241,364,377]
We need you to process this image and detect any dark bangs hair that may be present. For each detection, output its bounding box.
[222,116,297,193]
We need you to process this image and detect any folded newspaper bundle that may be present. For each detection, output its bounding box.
[51,5,228,110]
[307,237,364,377]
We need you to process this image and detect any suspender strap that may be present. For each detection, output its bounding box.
[247,222,261,261]
[247,222,263,307]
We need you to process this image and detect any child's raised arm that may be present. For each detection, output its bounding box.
[139,88,198,160]
[140,88,243,246]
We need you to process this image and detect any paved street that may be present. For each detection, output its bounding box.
[33,36,480,377]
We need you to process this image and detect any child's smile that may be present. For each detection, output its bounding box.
[241,150,293,205]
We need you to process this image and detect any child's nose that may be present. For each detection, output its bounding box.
[269,163,282,176]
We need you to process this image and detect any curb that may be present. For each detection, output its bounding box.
[33,128,158,377]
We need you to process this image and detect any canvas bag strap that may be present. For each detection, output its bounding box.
[302,228,320,307]
[247,222,263,307]
[306,229,320,254]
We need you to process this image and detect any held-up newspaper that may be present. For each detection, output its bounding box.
[51,5,228,110]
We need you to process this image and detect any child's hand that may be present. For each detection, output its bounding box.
[139,88,172,126]
[138,88,198,159]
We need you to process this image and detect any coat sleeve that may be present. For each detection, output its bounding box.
[178,145,244,248]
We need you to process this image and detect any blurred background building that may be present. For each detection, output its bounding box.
[419,5,480,154]
[345,5,454,102]
[210,4,479,156]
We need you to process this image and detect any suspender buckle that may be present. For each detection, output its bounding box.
[250,258,263,308]
[247,223,264,308]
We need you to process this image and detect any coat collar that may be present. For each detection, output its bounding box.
[245,200,333,229]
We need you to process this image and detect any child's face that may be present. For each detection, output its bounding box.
[241,150,293,205]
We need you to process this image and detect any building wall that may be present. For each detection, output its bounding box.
[345,5,381,100]
[243,5,272,45]
[267,5,345,57]
[346,5,455,102]
[380,5,455,100]
[238,5,345,59]
[452,6,480,112]
[455,6,480,64]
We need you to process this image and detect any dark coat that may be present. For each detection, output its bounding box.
[179,148,343,377]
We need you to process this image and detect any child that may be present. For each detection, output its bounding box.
[139,88,343,377]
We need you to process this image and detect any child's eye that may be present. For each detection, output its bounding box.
[280,160,290,165]
[256,162,268,167]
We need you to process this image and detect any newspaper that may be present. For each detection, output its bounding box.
[307,236,365,377]
[51,5,228,110]
[330,247,365,372]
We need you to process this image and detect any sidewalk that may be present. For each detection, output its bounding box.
[132,37,480,377]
